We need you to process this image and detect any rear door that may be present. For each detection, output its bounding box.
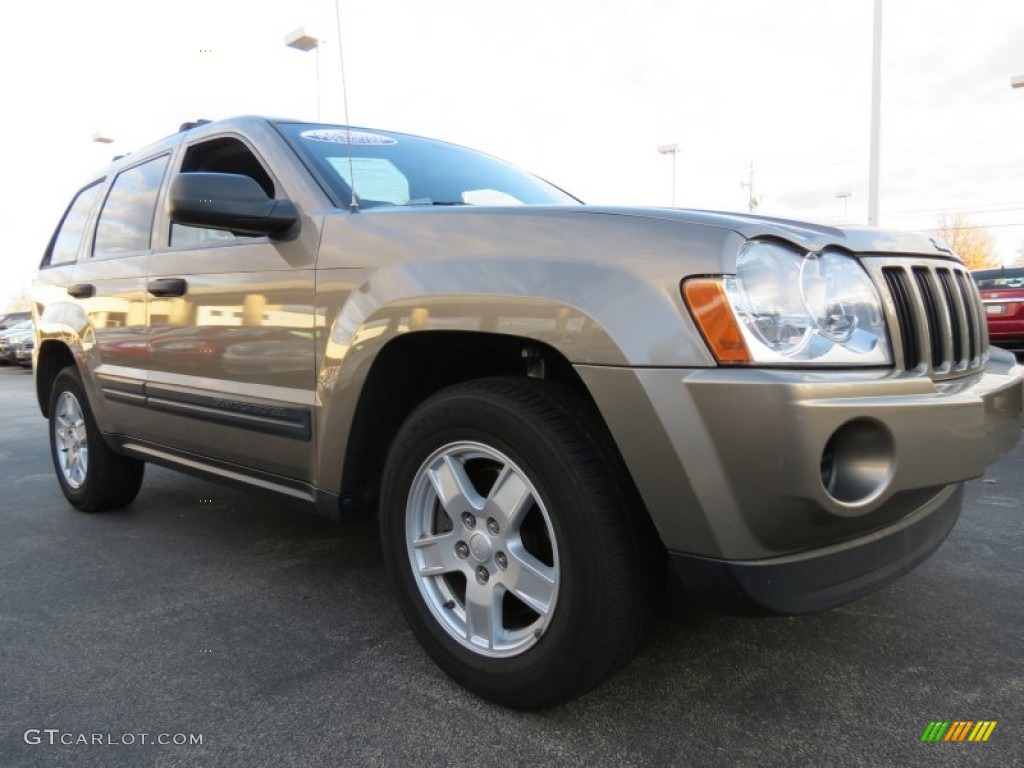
[62,154,171,434]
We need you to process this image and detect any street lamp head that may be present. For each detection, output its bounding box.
[285,27,320,52]
[91,131,114,144]
[657,143,679,155]
[1012,74,1024,89]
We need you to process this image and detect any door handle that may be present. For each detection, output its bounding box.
[147,278,188,297]
[67,283,95,299]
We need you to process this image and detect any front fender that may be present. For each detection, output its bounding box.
[313,207,740,367]
[308,206,741,493]
[312,264,637,494]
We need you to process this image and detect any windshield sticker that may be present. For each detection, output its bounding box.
[327,157,410,205]
[301,129,397,146]
[462,189,524,206]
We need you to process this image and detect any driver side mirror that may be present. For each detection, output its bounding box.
[168,172,298,237]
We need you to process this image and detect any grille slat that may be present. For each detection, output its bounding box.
[955,269,984,361]
[882,267,920,370]
[911,267,945,370]
[876,260,987,379]
[937,269,965,369]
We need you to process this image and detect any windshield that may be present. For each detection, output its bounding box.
[275,122,579,210]
[973,268,1024,290]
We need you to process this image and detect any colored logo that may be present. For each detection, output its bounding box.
[920,721,997,742]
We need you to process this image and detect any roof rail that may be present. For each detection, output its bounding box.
[178,119,212,132]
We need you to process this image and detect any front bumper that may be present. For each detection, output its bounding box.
[576,348,1023,563]
[670,483,961,614]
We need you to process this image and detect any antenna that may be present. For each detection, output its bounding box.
[334,0,359,213]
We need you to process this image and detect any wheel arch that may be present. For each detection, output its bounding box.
[324,330,605,520]
[35,340,77,418]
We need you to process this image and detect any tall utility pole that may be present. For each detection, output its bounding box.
[868,0,883,226]
[658,144,680,207]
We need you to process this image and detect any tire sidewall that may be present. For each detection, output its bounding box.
[48,368,98,507]
[381,385,612,696]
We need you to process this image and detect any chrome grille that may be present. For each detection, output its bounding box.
[869,259,988,379]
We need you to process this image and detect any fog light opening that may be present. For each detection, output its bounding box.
[820,419,894,505]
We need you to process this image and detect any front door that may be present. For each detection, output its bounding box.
[141,135,319,483]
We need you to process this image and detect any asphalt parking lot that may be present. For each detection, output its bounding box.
[0,363,1021,767]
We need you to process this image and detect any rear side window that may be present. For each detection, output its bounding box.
[93,155,170,259]
[44,182,103,266]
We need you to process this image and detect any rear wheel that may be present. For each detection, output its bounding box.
[381,377,663,708]
[49,366,144,512]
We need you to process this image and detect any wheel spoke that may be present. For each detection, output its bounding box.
[505,546,556,615]
[77,448,88,484]
[486,464,533,527]
[427,454,484,517]
[411,531,461,576]
[464,580,503,649]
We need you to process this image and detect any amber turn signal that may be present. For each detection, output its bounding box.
[682,279,752,364]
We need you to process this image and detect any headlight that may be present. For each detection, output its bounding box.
[684,240,892,366]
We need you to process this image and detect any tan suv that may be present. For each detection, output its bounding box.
[33,116,1024,708]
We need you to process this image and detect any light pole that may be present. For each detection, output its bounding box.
[91,131,119,163]
[285,27,322,121]
[868,0,883,226]
[658,144,680,207]
[836,190,853,222]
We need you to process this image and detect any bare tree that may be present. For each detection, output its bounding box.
[929,213,998,270]
[3,286,33,313]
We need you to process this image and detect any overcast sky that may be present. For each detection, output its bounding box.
[2,0,1022,309]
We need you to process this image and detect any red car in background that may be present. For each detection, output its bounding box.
[973,267,1024,352]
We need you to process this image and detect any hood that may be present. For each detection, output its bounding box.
[568,206,952,257]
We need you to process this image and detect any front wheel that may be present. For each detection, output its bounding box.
[48,366,144,512]
[381,378,663,709]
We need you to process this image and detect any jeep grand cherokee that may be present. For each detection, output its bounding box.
[33,117,1024,708]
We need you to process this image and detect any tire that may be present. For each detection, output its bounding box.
[380,377,663,709]
[48,366,144,512]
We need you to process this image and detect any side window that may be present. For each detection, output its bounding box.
[170,137,273,248]
[43,181,103,266]
[93,155,170,259]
